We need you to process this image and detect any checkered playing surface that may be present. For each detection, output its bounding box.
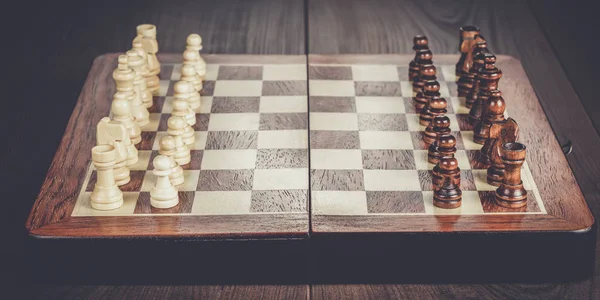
[309,63,546,216]
[71,59,547,217]
[72,61,309,216]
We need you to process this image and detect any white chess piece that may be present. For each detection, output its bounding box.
[167,116,191,165]
[127,50,153,108]
[180,65,202,110]
[186,33,206,78]
[135,24,160,95]
[131,39,154,96]
[111,94,142,145]
[114,54,149,127]
[90,145,124,210]
[183,49,205,81]
[150,155,179,209]
[159,136,185,186]
[172,82,196,146]
[96,117,131,186]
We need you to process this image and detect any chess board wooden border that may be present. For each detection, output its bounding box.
[308,54,594,234]
[25,53,310,239]
[25,53,593,239]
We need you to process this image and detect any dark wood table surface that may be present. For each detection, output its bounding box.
[3,0,599,299]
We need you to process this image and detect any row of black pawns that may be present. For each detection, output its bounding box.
[409,26,528,209]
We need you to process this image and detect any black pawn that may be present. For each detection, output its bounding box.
[413,66,437,111]
[432,134,457,187]
[433,157,462,209]
[412,57,434,94]
[421,90,447,127]
[409,36,429,81]
[424,115,450,146]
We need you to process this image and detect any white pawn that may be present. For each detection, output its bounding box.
[167,116,191,165]
[150,155,179,209]
[135,24,161,95]
[172,82,196,146]
[180,64,202,110]
[90,145,123,210]
[127,50,154,108]
[131,39,154,97]
[97,117,131,186]
[183,49,205,81]
[186,33,206,78]
[111,94,142,145]
[159,136,185,186]
[114,55,149,127]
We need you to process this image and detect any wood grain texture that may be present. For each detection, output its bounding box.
[14,285,309,300]
[309,0,598,298]
[25,54,309,238]
[310,55,593,233]
[5,0,600,298]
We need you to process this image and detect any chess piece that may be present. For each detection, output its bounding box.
[150,155,179,209]
[412,61,435,96]
[487,118,519,186]
[411,50,433,95]
[186,33,207,79]
[413,66,437,111]
[90,145,123,210]
[456,26,483,79]
[409,35,429,81]
[180,64,202,109]
[135,24,160,95]
[420,83,447,127]
[433,157,462,209]
[495,142,528,208]
[469,53,502,127]
[427,116,451,161]
[111,93,142,145]
[183,49,204,81]
[476,90,506,157]
[114,54,149,127]
[465,51,487,109]
[97,117,131,186]
[132,39,155,97]
[457,40,488,97]
[127,49,153,108]
[432,133,457,187]
[159,136,185,186]
[172,81,196,146]
[167,116,191,165]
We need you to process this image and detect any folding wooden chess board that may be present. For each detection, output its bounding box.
[25,54,595,282]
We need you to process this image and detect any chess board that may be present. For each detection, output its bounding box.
[308,55,557,233]
[25,53,594,282]
[27,54,310,239]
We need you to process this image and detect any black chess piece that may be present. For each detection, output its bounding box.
[495,142,528,208]
[409,36,429,81]
[469,53,502,128]
[431,133,457,187]
[456,25,482,78]
[413,66,437,111]
[475,89,506,152]
[433,157,462,209]
[457,40,488,98]
[487,118,519,186]
[420,82,447,127]
[424,113,450,146]
[465,52,487,110]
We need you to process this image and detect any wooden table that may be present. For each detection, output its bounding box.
[3,0,599,299]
